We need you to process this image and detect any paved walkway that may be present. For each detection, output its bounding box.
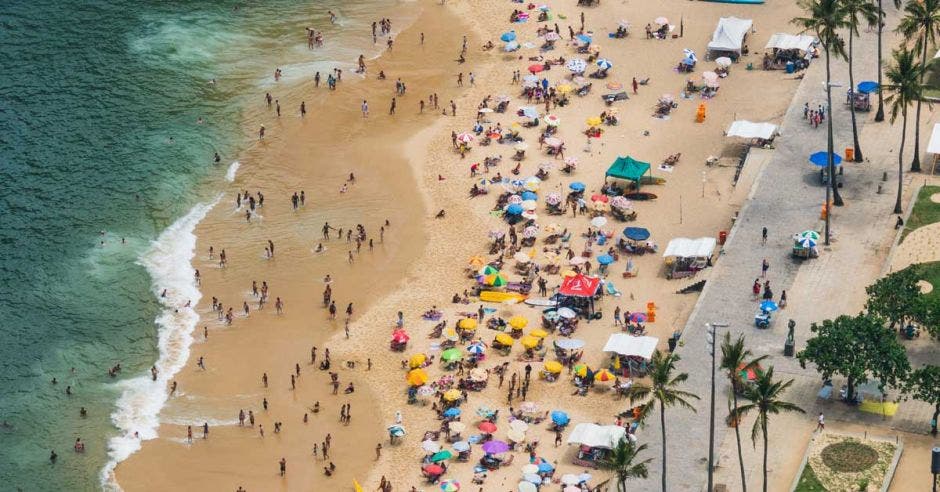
[633,10,940,491]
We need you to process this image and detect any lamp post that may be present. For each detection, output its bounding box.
[706,322,730,492]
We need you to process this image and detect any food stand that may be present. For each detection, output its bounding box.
[662,237,717,279]
[603,334,658,377]
[566,423,627,468]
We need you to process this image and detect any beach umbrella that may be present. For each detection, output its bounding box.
[585,116,602,127]
[594,369,616,382]
[543,31,561,42]
[857,80,879,94]
[530,328,548,339]
[522,225,539,238]
[622,227,651,241]
[443,407,462,418]
[478,421,498,434]
[507,429,526,442]
[442,389,462,402]
[798,237,817,248]
[683,48,697,62]
[597,254,615,265]
[607,81,624,91]
[509,418,529,432]
[504,41,520,52]
[417,385,436,397]
[655,16,669,25]
[557,307,577,319]
[495,333,515,346]
[523,473,542,484]
[629,312,648,323]
[561,474,581,485]
[564,156,578,166]
[551,410,570,426]
[452,440,470,451]
[544,137,563,148]
[458,318,478,330]
[576,34,592,44]
[544,360,563,373]
[528,64,545,74]
[555,83,573,94]
[760,300,779,312]
[545,192,562,205]
[430,450,453,462]
[508,315,529,329]
[501,31,517,42]
[506,203,524,215]
[480,264,500,275]
[591,216,608,228]
[596,58,613,70]
[423,463,444,475]
[476,406,494,417]
[573,363,590,377]
[407,368,429,386]
[737,362,763,382]
[449,422,467,433]
[514,252,531,264]
[809,151,843,167]
[544,114,560,127]
[521,335,540,349]
[521,200,537,211]
[456,132,475,144]
[392,329,411,344]
[519,401,539,414]
[508,194,523,205]
[538,462,555,473]
[469,368,488,382]
[518,481,538,492]
[705,78,720,89]
[388,424,406,437]
[488,230,505,240]
[569,256,587,265]
[441,348,463,362]
[522,106,540,119]
[468,255,486,268]
[521,464,539,474]
[799,230,821,241]
[702,71,719,82]
[409,353,427,368]
[440,479,460,492]
[610,196,631,209]
[566,58,587,73]
[521,190,538,201]
[554,338,584,350]
[569,182,586,192]
[481,439,509,453]
[715,56,732,67]
[422,439,442,453]
[443,327,459,342]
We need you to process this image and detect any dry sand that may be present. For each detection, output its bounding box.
[115,0,819,490]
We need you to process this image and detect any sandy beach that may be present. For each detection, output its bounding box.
[112,0,873,490]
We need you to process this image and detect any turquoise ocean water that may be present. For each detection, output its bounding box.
[0,0,413,488]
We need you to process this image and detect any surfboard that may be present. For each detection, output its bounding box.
[524,297,558,307]
[624,192,658,200]
[479,291,528,303]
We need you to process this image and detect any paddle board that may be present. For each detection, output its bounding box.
[640,176,666,185]
[524,297,558,307]
[479,291,528,303]
[624,192,658,200]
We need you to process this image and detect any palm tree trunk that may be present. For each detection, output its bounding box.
[932,402,939,435]
[848,30,862,162]
[660,403,667,492]
[824,44,844,206]
[875,0,885,121]
[912,39,926,172]
[896,108,907,213]
[732,390,748,492]
[762,418,769,492]
[619,476,627,492]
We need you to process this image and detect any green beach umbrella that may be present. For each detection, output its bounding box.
[485,273,508,287]
[430,450,454,462]
[798,230,820,241]
[480,265,500,276]
[441,348,463,362]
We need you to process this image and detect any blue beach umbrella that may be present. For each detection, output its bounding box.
[443,407,461,418]
[596,59,613,70]
[857,81,879,94]
[760,300,779,312]
[596,254,615,265]
[523,473,542,484]
[622,227,650,241]
[504,41,520,52]
[506,203,524,215]
[501,31,517,42]
[521,191,538,201]
[569,182,586,192]
[576,34,592,44]
[538,462,555,473]
[522,107,540,119]
[809,151,842,167]
[550,410,570,426]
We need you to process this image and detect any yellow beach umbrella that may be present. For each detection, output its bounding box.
[508,315,529,329]
[573,364,590,377]
[556,84,573,94]
[443,327,459,341]
[407,368,429,386]
[442,389,462,401]
[409,353,427,369]
[468,255,486,268]
[495,333,515,346]
[354,479,364,492]
[594,369,616,382]
[458,318,478,330]
[530,328,548,339]
[543,360,563,373]
[586,116,603,127]
[562,269,577,277]
[521,335,540,349]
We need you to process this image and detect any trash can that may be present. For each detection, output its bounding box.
[718,230,728,245]
[785,61,795,74]
[844,147,854,161]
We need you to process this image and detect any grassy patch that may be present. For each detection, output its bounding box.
[901,185,940,243]
[905,261,940,305]
[795,464,828,492]
[820,441,879,472]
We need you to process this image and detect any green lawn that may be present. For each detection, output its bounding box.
[906,261,940,305]
[795,464,828,492]
[901,185,940,243]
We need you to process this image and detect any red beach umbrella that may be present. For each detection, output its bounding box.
[528,64,545,74]
[478,421,497,433]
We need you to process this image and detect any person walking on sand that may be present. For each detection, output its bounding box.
[761,226,768,245]
[389,97,396,115]
[279,457,287,476]
[258,125,265,141]
[275,297,284,314]
[816,412,825,432]
[632,77,638,94]
[361,100,369,117]
[752,279,761,300]
[375,442,382,460]
[761,258,769,277]
[187,425,193,443]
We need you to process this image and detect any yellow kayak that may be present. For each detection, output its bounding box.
[479,291,528,303]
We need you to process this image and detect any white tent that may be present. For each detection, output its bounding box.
[663,237,718,259]
[602,334,659,359]
[765,33,816,52]
[928,123,940,154]
[726,120,778,140]
[707,17,753,53]
[566,423,626,449]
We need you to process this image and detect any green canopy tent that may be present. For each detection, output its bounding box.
[605,156,651,191]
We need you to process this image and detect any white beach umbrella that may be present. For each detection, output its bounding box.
[715,56,732,67]
[591,216,608,228]
[543,32,561,41]
[702,71,719,82]
[422,439,441,453]
[655,16,669,25]
[566,58,587,73]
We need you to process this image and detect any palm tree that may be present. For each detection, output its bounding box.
[598,438,652,492]
[794,0,847,214]
[876,0,904,122]
[733,367,805,492]
[896,0,940,172]
[884,48,924,213]
[720,333,768,492]
[626,350,700,492]
[841,0,881,162]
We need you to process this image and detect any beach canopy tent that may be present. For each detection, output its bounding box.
[605,156,651,188]
[764,33,816,52]
[602,334,659,359]
[928,123,940,154]
[558,274,602,297]
[707,17,753,55]
[726,120,777,140]
[662,237,717,260]
[566,423,626,449]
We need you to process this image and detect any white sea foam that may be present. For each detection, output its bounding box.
[99,195,220,490]
[225,161,240,182]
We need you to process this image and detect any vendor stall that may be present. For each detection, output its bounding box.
[566,423,627,468]
[763,33,816,71]
[662,237,717,279]
[604,156,651,195]
[706,17,753,60]
[603,334,658,377]
[557,274,602,318]
[726,120,778,146]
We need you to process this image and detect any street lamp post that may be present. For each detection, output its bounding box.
[706,322,730,492]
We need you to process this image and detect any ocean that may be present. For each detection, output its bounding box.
[0,0,417,489]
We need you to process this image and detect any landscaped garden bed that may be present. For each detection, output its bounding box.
[794,433,898,492]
